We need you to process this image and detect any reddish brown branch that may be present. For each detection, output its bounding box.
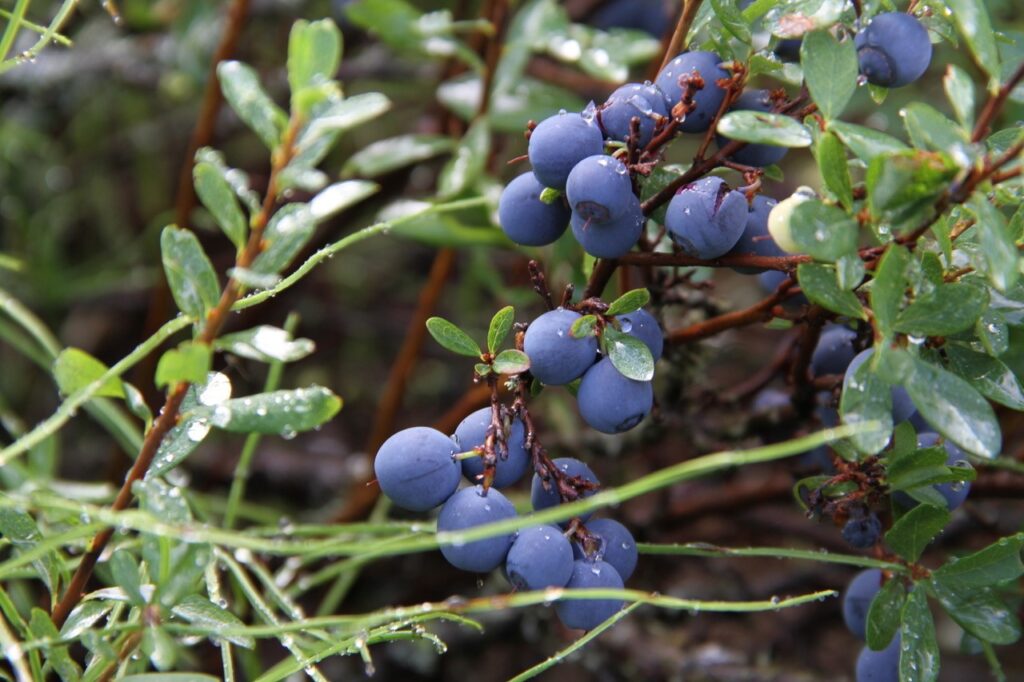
[971,61,1024,143]
[667,278,798,345]
[618,251,810,270]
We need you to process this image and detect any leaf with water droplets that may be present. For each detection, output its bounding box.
[894,282,988,337]
[866,578,905,652]
[28,609,79,680]
[217,60,287,150]
[933,534,1024,590]
[53,348,125,399]
[828,121,908,162]
[309,181,379,223]
[796,263,866,319]
[603,327,654,382]
[930,577,1022,645]
[215,326,315,363]
[207,386,342,435]
[606,288,650,317]
[250,204,316,276]
[154,342,213,389]
[789,200,858,262]
[0,509,62,597]
[945,345,1024,410]
[160,226,221,320]
[293,93,392,167]
[193,162,247,251]
[570,314,598,339]
[110,550,146,606]
[839,351,892,456]
[885,504,950,563]
[343,134,456,178]
[287,19,342,114]
[717,111,812,147]
[801,29,858,121]
[171,595,254,649]
[946,0,1001,87]
[898,586,940,682]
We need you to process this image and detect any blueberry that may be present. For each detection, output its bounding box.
[373,427,460,512]
[577,357,653,434]
[815,390,840,428]
[505,524,575,591]
[728,195,784,274]
[856,634,901,682]
[574,518,638,581]
[598,82,669,147]
[590,0,671,38]
[615,308,663,361]
[855,13,932,88]
[774,38,802,62]
[531,457,600,523]
[752,387,790,413]
[523,308,599,385]
[555,559,625,630]
[918,433,973,511]
[528,113,604,190]
[715,89,788,167]
[437,485,517,573]
[566,155,634,223]
[498,172,571,246]
[654,51,729,133]
[767,188,813,254]
[844,348,917,424]
[810,324,858,377]
[454,407,531,488]
[666,176,747,259]
[570,193,644,258]
[842,512,882,549]
[842,568,883,640]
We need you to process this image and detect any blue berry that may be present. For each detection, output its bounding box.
[816,390,840,428]
[523,308,599,385]
[453,407,531,488]
[505,524,574,590]
[528,113,604,190]
[654,51,729,133]
[498,172,571,246]
[666,177,747,259]
[566,155,634,223]
[855,13,932,88]
[574,519,638,581]
[590,0,671,37]
[577,357,653,434]
[555,559,625,630]
[598,82,669,147]
[615,308,663,361]
[753,387,789,413]
[531,457,600,523]
[845,349,916,424]
[810,324,858,377]
[774,38,802,62]
[374,427,460,512]
[842,569,883,640]
[570,193,644,258]
[715,89,788,167]
[918,433,973,511]
[856,634,901,682]
[437,485,517,573]
[842,512,882,549]
[728,195,784,274]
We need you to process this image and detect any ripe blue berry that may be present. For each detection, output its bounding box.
[531,457,600,523]
[590,0,671,37]
[555,560,625,630]
[855,13,932,88]
[845,349,917,424]
[810,324,858,377]
[437,485,517,573]
[577,357,653,434]
[856,634,901,682]
[654,51,728,133]
[523,308,599,385]
[598,82,669,147]
[666,177,747,259]
[574,518,638,581]
[570,193,644,259]
[453,407,531,488]
[528,113,604,190]
[374,427,460,512]
[842,512,882,549]
[498,172,570,246]
[505,524,575,591]
[728,195,784,274]
[615,308,663,361]
[715,89,788,167]
[918,433,973,511]
[566,155,634,223]
[842,569,883,640]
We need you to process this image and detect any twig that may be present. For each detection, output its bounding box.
[971,61,1024,143]
[667,278,798,345]
[658,0,705,73]
[618,251,810,270]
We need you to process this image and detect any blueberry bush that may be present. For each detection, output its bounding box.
[0,0,1022,680]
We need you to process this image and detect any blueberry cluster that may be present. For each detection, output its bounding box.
[841,569,902,682]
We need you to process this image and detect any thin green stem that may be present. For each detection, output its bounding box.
[0,8,71,44]
[0,601,33,682]
[638,543,905,571]
[0,0,77,74]
[0,0,30,64]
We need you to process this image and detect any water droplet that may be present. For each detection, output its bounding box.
[233,548,253,563]
[620,320,633,333]
[280,426,297,440]
[186,419,211,442]
[199,372,232,406]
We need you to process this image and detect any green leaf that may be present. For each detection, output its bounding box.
[866,578,906,651]
[800,29,858,120]
[815,131,853,210]
[946,345,1024,410]
[29,608,79,681]
[120,675,220,682]
[250,204,316,275]
[932,534,1024,590]
[835,253,865,291]
[487,306,515,355]
[217,60,287,150]
[171,595,254,649]
[899,586,940,682]
[287,19,342,113]
[308,181,379,223]
[946,0,1002,86]
[886,445,952,493]
[426,316,482,357]
[943,65,976,129]
[438,73,586,134]
[194,147,261,215]
[829,121,909,162]
[155,342,213,389]
[141,624,178,671]
[59,602,114,640]
[870,244,910,339]
[155,543,212,609]
[109,550,146,606]
[53,348,125,399]
[215,325,315,363]
[474,363,492,376]
[606,288,651,317]
[160,226,221,321]
[710,0,751,43]
[903,355,1001,458]
[492,349,531,375]
[570,314,599,339]
[968,195,1020,292]
[147,373,231,479]
[902,103,970,154]
[342,134,455,178]
[839,351,893,455]
[866,151,958,226]
[193,162,247,251]
[0,509,62,598]
[604,327,654,382]
[209,385,342,435]
[930,579,1022,645]
[796,263,866,319]
[439,116,491,198]
[885,504,950,562]
[294,93,392,164]
[789,200,858,262]
[975,310,1009,356]
[894,282,988,336]
[716,111,811,147]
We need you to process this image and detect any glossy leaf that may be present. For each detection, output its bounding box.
[710,0,751,43]
[171,595,254,648]
[154,342,213,389]
[217,60,287,150]
[946,0,1002,85]
[796,263,866,319]
[930,579,1022,645]
[870,244,910,340]
[250,204,316,275]
[815,131,853,210]
[439,116,491,198]
[943,65,976,129]
[932,534,1024,590]
[342,134,455,178]
[426,316,482,357]
[215,325,315,364]
[606,288,651,317]
[570,314,599,339]
[160,226,220,320]
[487,306,515,354]
[294,93,392,163]
[287,19,342,111]
[902,103,969,154]
[828,120,908,162]
[866,578,906,651]
[800,29,858,120]
[885,504,950,562]
[208,385,342,434]
[899,586,939,682]
[492,349,530,375]
[604,327,654,382]
[193,162,247,251]
[789,200,858,262]
[716,111,811,147]
[839,349,893,455]
[969,195,1020,292]
[53,348,124,399]
[308,181,379,223]
[946,345,1024,410]
[893,282,988,337]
